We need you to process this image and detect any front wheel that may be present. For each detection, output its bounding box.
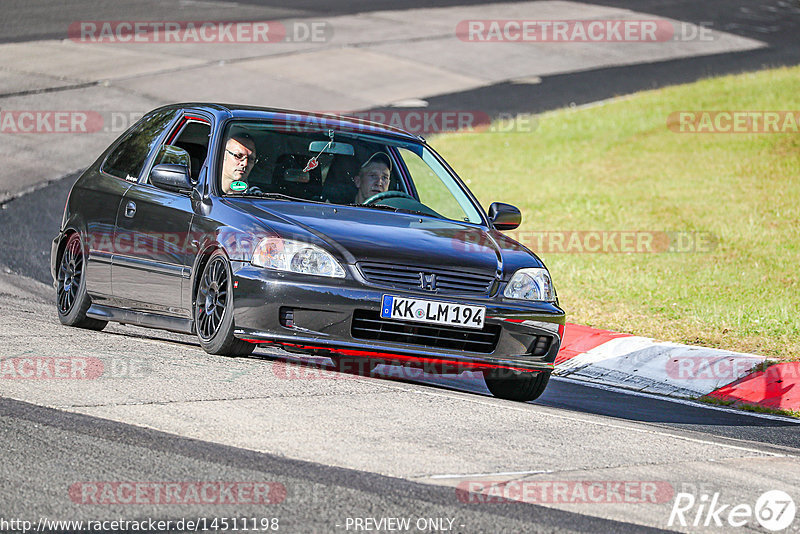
[56,233,107,331]
[195,250,254,356]
[483,368,550,402]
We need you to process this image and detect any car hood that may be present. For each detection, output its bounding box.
[228,200,543,276]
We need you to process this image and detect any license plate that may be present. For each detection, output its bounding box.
[380,295,485,329]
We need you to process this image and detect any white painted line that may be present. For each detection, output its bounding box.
[389,98,429,107]
[428,470,553,479]
[510,76,542,85]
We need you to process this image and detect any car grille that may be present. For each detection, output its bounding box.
[357,262,496,296]
[351,309,501,353]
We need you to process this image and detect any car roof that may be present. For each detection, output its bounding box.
[159,102,423,142]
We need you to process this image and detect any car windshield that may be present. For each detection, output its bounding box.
[219,120,484,224]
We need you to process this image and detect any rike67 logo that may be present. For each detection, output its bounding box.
[669,490,796,531]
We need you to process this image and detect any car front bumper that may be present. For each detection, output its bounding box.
[230,263,565,373]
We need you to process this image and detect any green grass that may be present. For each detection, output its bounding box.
[739,403,800,418]
[431,66,800,361]
[695,395,736,407]
[697,395,800,418]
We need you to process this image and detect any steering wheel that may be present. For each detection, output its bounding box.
[362,190,415,205]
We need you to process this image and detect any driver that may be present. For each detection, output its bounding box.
[354,152,391,204]
[221,133,257,194]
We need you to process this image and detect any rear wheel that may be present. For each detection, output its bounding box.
[56,233,107,330]
[195,250,254,356]
[483,368,550,402]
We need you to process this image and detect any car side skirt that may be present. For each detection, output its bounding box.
[86,304,194,334]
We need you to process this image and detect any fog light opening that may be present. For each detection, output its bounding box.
[530,335,552,356]
[279,307,294,328]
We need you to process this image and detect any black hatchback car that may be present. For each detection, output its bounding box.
[52,104,565,401]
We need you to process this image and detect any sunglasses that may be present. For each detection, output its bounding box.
[226,149,257,164]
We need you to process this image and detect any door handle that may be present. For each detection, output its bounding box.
[124,201,136,218]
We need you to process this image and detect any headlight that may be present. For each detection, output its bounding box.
[252,237,346,278]
[504,268,555,302]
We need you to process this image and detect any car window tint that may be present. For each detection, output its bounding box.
[102,109,176,181]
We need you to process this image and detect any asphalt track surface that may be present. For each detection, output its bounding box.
[2,397,675,534]
[2,1,800,533]
[407,0,800,117]
[2,0,799,116]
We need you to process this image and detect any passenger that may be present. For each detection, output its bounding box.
[221,133,257,194]
[353,152,392,204]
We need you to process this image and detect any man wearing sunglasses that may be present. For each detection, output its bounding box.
[221,133,257,194]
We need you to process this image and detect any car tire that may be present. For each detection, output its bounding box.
[56,233,107,331]
[483,368,550,402]
[195,250,254,357]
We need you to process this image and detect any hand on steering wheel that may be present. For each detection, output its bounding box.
[362,190,415,205]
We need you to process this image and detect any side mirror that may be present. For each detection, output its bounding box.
[488,202,522,230]
[150,164,193,193]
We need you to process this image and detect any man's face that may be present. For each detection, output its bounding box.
[354,162,390,202]
[222,137,256,186]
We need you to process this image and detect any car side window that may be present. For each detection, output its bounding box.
[102,109,176,181]
[163,119,212,182]
[397,147,480,223]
